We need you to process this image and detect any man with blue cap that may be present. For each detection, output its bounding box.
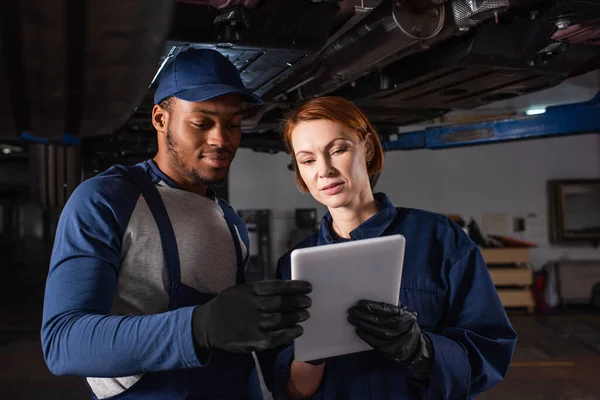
[41,48,313,399]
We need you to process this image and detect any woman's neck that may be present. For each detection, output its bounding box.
[329,191,379,239]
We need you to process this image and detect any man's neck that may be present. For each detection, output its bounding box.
[152,155,208,196]
[329,191,378,239]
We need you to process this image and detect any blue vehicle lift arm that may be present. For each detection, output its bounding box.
[381,92,600,151]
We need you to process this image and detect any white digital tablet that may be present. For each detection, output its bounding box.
[290,234,405,362]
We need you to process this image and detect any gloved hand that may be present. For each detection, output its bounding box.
[348,300,433,381]
[192,280,312,354]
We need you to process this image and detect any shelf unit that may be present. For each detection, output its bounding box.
[480,248,535,312]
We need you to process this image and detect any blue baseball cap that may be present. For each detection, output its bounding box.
[153,48,263,105]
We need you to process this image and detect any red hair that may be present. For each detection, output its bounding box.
[281,96,384,192]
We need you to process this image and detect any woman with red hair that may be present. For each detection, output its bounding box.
[264,96,517,399]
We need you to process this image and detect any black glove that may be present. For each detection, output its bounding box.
[348,300,433,381]
[192,280,312,354]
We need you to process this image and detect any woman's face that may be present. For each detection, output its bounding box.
[291,119,373,210]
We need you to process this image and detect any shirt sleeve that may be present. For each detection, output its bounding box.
[41,173,203,377]
[422,245,517,399]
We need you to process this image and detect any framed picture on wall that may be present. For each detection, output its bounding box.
[548,179,600,244]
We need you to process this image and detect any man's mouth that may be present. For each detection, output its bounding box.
[201,153,232,168]
[202,153,230,160]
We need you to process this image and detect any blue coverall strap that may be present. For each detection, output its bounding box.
[115,164,182,289]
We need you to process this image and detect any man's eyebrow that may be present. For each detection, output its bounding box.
[187,108,243,116]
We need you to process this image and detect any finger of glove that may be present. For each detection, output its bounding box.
[256,294,312,312]
[356,328,416,362]
[225,338,273,354]
[267,325,305,348]
[348,315,405,340]
[356,300,402,317]
[252,280,312,296]
[398,306,419,324]
[259,310,310,331]
[355,328,388,350]
[348,306,401,327]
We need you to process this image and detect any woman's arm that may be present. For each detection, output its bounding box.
[420,244,517,398]
[286,360,326,399]
[348,244,517,399]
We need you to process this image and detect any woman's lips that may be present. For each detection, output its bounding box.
[321,182,344,195]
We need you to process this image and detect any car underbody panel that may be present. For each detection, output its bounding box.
[2,0,597,167]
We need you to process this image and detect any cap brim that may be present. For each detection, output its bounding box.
[173,84,263,105]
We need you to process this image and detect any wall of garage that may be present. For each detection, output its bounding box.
[229,133,600,270]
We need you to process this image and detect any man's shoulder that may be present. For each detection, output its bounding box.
[65,164,143,220]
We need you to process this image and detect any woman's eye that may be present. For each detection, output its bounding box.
[301,159,315,165]
[332,147,346,155]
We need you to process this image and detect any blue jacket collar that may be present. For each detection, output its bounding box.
[317,192,398,245]
[141,159,217,200]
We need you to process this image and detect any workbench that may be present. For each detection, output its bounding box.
[480,248,535,312]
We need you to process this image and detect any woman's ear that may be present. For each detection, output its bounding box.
[364,133,375,162]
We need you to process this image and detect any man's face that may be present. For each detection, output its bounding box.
[157,94,243,188]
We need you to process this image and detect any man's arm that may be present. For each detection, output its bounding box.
[42,175,313,378]
[41,176,202,377]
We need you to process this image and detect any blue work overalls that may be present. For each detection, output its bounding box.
[274,193,517,399]
[89,163,264,399]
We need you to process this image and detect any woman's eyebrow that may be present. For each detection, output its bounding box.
[295,137,350,157]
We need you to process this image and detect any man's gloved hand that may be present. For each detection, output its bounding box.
[348,300,433,381]
[192,280,312,354]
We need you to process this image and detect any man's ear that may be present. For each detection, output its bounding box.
[152,104,169,135]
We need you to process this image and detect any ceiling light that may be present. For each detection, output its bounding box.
[526,108,547,116]
[0,144,24,154]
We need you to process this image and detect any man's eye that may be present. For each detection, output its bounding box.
[191,123,205,128]
[229,124,241,129]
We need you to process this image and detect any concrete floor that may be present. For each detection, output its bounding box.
[1,283,599,399]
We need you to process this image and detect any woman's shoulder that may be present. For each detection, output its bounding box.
[376,193,466,239]
[280,232,320,262]
[396,207,457,229]
[276,231,319,279]
[392,206,475,261]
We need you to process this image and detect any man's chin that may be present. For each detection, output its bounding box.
[198,171,228,188]
[205,178,226,188]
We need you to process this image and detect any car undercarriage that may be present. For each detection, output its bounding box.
[1,0,599,171]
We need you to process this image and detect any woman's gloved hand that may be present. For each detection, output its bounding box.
[348,300,433,381]
[192,280,312,354]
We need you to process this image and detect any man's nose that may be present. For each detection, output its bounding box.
[206,125,230,148]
